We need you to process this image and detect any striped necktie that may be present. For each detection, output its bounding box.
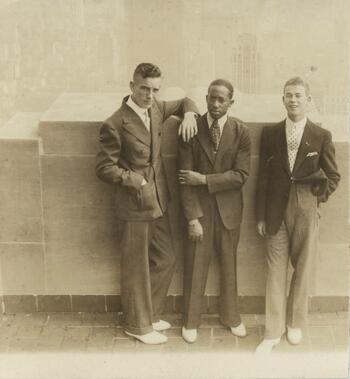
[209,119,220,151]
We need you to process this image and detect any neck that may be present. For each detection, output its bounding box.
[288,114,306,123]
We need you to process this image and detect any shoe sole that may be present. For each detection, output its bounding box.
[124,330,168,345]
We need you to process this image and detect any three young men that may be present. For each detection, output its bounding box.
[96,64,339,349]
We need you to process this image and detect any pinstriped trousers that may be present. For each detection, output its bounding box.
[264,183,319,339]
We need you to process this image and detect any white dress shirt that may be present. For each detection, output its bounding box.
[126,96,150,131]
[285,116,307,147]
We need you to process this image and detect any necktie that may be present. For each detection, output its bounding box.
[209,119,220,151]
[143,111,150,131]
[287,124,298,171]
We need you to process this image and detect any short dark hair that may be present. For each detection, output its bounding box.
[283,77,310,95]
[133,63,162,80]
[208,79,234,99]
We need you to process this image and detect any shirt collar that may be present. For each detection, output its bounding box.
[207,112,228,130]
[126,95,149,119]
[286,116,307,130]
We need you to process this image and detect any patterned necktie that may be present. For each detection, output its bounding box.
[287,124,298,171]
[209,119,220,151]
[143,110,150,131]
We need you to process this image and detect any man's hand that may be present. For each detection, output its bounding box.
[178,170,206,186]
[256,221,266,237]
[188,219,203,242]
[178,112,197,142]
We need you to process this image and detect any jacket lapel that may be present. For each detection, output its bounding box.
[196,114,215,165]
[292,120,315,174]
[275,120,291,176]
[121,98,151,146]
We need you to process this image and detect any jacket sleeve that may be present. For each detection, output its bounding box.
[178,137,204,222]
[206,125,251,194]
[255,127,269,222]
[160,97,199,121]
[95,120,143,190]
[317,129,341,202]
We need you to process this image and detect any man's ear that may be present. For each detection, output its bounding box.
[129,81,134,92]
[230,99,234,106]
[282,95,285,103]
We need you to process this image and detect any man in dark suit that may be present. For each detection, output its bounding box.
[96,62,199,345]
[178,79,251,343]
[255,77,340,353]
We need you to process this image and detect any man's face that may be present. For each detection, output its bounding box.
[283,84,311,120]
[129,74,162,109]
[206,85,233,119]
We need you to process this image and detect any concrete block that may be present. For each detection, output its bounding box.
[37,295,71,312]
[45,246,120,295]
[105,295,122,312]
[72,295,106,312]
[0,244,45,295]
[39,93,127,155]
[315,244,348,296]
[0,140,42,242]
[41,155,114,208]
[3,295,37,314]
[43,205,118,259]
[39,122,100,155]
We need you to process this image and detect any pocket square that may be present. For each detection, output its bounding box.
[306,151,318,157]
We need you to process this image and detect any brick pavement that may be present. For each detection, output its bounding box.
[0,312,348,353]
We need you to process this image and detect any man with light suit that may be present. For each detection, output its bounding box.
[96,63,199,345]
[255,77,340,353]
[178,79,250,343]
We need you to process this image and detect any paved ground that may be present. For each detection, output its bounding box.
[0,311,348,353]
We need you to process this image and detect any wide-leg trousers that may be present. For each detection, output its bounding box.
[264,184,319,339]
[183,205,241,329]
[118,212,176,335]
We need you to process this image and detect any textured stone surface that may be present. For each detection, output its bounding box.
[0,244,45,295]
[0,139,42,243]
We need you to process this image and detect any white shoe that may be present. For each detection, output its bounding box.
[287,326,302,345]
[124,330,168,344]
[152,320,171,332]
[255,337,281,354]
[230,322,247,337]
[182,326,198,343]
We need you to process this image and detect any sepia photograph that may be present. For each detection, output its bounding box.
[0,0,349,378]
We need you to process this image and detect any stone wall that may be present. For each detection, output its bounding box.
[0,93,348,313]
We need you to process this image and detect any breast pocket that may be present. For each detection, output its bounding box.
[303,154,319,173]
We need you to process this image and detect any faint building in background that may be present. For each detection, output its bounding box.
[232,33,260,93]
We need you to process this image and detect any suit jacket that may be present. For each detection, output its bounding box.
[178,114,251,230]
[96,95,199,221]
[256,119,340,235]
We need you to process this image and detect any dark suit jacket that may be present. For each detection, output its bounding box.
[96,95,199,221]
[178,114,251,230]
[256,119,341,235]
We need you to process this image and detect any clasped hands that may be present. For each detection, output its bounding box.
[178,170,206,186]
